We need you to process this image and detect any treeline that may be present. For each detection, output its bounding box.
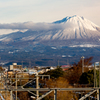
[43,57,94,84]
[42,57,94,100]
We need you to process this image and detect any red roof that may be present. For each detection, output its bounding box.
[61,65,70,68]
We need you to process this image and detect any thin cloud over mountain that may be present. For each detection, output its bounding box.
[0,21,75,31]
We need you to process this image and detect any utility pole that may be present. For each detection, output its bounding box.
[22,61,23,70]
[67,59,69,65]
[5,71,7,100]
[94,63,96,87]
[99,62,100,87]
[10,91,12,100]
[81,56,84,73]
[29,61,31,68]
[36,72,39,99]
[97,62,100,100]
[16,73,17,100]
[54,89,57,100]
[97,89,100,100]
[58,60,59,67]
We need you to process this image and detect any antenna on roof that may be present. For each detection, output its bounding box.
[58,60,59,68]
[21,61,23,72]
[67,59,69,65]
[29,61,31,68]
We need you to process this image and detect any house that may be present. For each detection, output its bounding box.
[8,63,22,71]
[28,69,37,75]
[61,65,71,71]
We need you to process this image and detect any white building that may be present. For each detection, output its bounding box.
[8,63,22,71]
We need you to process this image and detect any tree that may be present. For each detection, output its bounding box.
[43,67,64,79]
[64,66,82,84]
[79,70,99,86]
[43,77,77,100]
[64,57,93,84]
[17,91,29,100]
[0,66,3,71]
[73,57,93,69]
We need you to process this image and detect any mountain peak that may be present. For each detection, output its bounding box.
[53,15,82,23]
[0,15,100,44]
[53,15,99,30]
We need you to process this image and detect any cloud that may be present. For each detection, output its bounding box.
[0,21,74,31]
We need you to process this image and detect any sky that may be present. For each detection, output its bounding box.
[0,0,100,26]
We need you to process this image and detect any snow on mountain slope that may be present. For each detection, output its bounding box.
[50,15,100,40]
[21,15,100,41]
[54,15,99,31]
[69,44,100,47]
[0,15,100,43]
[0,29,27,35]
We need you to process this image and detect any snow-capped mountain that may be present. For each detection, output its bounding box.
[0,15,100,65]
[19,15,100,41]
[53,15,100,39]
[0,15,100,46]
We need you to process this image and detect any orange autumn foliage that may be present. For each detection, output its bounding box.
[44,77,77,100]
